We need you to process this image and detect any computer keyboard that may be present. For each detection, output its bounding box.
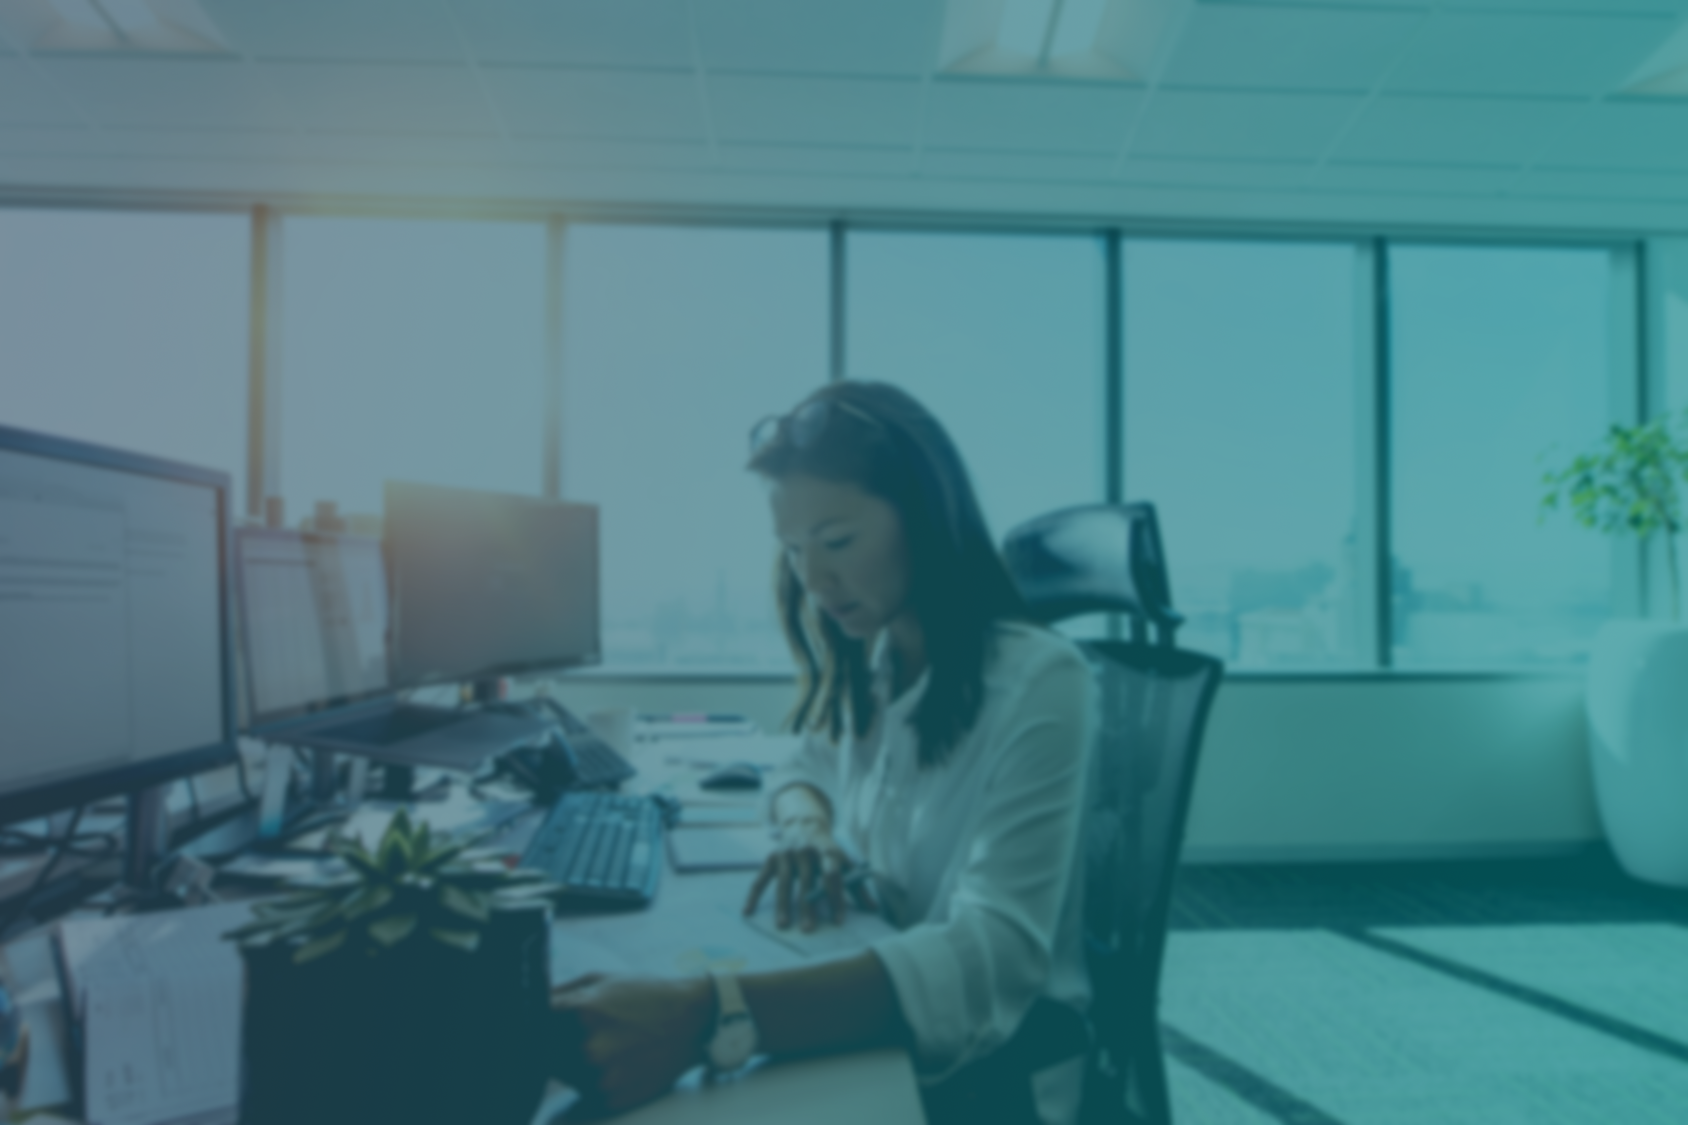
[520,791,663,907]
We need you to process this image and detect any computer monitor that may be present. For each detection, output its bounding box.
[0,423,237,824]
[386,481,600,688]
[234,529,390,727]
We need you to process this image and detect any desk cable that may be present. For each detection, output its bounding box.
[0,805,109,937]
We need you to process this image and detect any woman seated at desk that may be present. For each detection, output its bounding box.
[551,382,1095,1125]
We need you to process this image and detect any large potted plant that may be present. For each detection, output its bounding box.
[1542,410,1688,886]
[226,811,562,1125]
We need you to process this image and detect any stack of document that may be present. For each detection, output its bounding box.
[54,902,255,1125]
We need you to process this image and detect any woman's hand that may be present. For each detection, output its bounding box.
[549,973,714,1114]
[742,791,876,931]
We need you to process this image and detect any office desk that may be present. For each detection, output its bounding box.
[1,756,927,1124]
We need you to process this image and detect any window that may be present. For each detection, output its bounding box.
[277,217,547,525]
[1388,245,1619,669]
[847,231,1107,543]
[1124,239,1364,669]
[558,224,828,671]
[0,208,249,509]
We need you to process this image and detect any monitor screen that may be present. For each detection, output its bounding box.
[236,530,390,727]
[386,482,600,687]
[0,424,235,822]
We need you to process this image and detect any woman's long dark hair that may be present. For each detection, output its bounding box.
[748,381,1028,768]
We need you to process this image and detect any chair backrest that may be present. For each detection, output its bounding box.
[1078,641,1221,1103]
[1001,503,1184,647]
[1002,503,1222,1123]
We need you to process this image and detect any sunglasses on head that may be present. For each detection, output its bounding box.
[749,397,887,456]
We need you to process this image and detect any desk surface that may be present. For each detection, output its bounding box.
[1,735,929,1125]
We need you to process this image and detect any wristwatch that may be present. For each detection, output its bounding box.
[704,971,759,1075]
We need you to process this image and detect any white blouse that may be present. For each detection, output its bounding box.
[779,621,1095,1123]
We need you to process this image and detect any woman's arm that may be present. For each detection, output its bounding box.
[550,952,911,1113]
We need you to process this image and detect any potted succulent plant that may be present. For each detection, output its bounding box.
[1541,409,1688,887]
[226,811,562,1125]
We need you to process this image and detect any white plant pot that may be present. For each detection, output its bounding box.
[1587,620,1688,887]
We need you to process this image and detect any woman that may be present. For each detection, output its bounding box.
[551,382,1095,1124]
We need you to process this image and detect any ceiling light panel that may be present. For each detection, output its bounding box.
[4,0,229,52]
[197,0,465,63]
[943,0,1190,82]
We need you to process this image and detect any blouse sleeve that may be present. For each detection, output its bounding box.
[868,644,1094,1079]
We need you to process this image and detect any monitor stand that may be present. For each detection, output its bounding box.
[123,785,170,892]
[381,677,507,801]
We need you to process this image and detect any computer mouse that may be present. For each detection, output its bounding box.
[699,762,763,791]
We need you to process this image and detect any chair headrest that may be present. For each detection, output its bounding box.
[1002,503,1183,645]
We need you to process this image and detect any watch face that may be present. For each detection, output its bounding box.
[709,1018,758,1070]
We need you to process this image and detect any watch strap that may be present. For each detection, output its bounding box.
[712,970,749,1021]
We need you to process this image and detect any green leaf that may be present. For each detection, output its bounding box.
[437,884,491,922]
[341,884,396,921]
[293,930,348,965]
[369,913,419,947]
[428,927,480,954]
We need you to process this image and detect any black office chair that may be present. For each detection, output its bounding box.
[1000,502,1224,1125]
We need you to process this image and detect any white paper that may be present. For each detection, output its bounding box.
[550,901,805,987]
[743,908,898,962]
[83,973,239,1125]
[666,827,774,873]
[57,904,253,1125]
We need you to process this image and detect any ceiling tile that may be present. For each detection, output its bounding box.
[1535,100,1688,171]
[707,75,920,146]
[1383,12,1676,98]
[691,0,938,76]
[35,59,291,130]
[502,136,714,168]
[200,0,464,62]
[717,143,916,175]
[256,63,496,134]
[1163,5,1422,93]
[1434,0,1688,11]
[1334,96,1579,166]
[1308,164,1515,195]
[481,68,703,139]
[923,81,1141,154]
[453,0,693,70]
[1117,158,1309,189]
[1130,90,1359,161]
[0,59,83,126]
[1215,0,1687,11]
[919,150,1116,181]
[1518,168,1688,200]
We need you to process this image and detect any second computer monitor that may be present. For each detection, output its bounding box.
[386,481,600,688]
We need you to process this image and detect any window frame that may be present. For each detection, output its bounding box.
[0,195,1646,681]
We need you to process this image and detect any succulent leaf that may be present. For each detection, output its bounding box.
[429,927,481,954]
[294,930,348,964]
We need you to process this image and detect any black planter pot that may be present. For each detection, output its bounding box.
[239,906,552,1125]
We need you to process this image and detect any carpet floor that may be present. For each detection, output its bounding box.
[1156,850,1688,1124]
